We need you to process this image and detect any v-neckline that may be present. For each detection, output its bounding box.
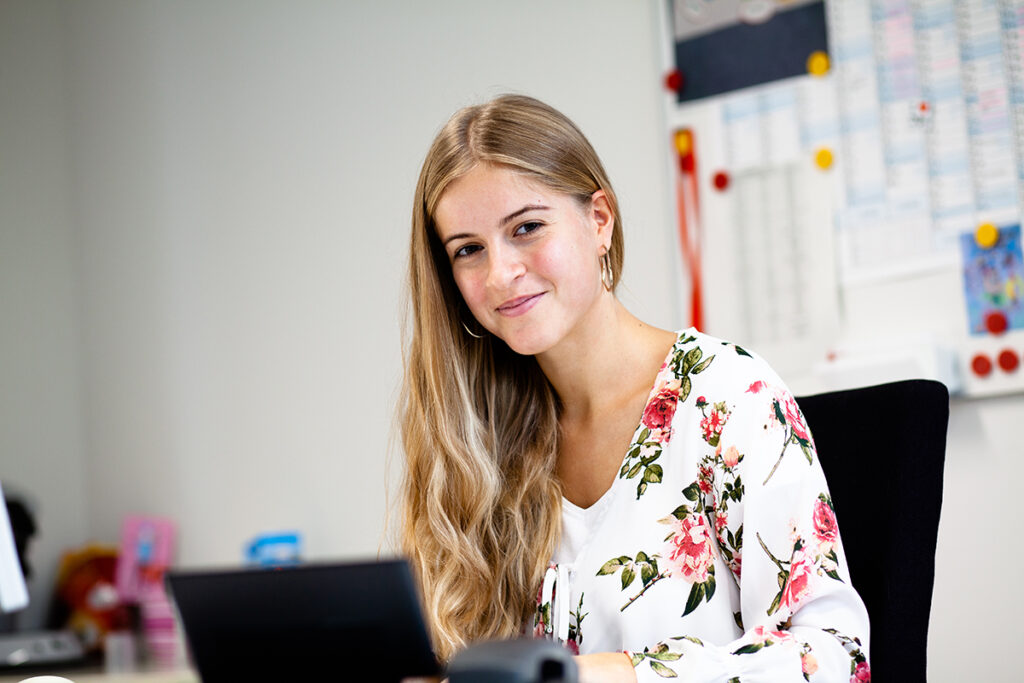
[559,329,689,513]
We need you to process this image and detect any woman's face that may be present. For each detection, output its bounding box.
[433,163,613,356]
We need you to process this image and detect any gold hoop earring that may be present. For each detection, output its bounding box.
[461,319,486,339]
[600,252,614,291]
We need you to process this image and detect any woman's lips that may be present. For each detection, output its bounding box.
[496,293,544,317]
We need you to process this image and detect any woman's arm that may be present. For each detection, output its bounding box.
[617,381,870,682]
[576,652,638,683]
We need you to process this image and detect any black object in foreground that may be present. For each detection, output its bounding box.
[448,638,578,683]
[168,559,439,682]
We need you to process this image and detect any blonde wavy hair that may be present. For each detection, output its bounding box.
[400,94,624,661]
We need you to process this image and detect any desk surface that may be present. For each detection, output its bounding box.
[0,669,197,682]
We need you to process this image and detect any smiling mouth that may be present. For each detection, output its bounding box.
[496,293,544,317]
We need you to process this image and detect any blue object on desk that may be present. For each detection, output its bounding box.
[244,531,301,567]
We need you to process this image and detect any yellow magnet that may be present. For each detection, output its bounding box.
[674,129,693,156]
[975,222,999,249]
[807,51,830,76]
[814,147,834,170]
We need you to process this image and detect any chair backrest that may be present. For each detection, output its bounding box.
[796,379,948,683]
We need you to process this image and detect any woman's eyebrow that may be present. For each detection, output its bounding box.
[500,204,550,226]
[442,204,551,246]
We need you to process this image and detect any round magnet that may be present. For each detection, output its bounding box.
[971,353,993,377]
[738,0,775,24]
[712,171,730,191]
[679,154,695,174]
[665,69,683,94]
[985,310,1009,335]
[975,222,999,249]
[674,129,693,156]
[807,51,830,76]
[998,349,1020,372]
[815,147,834,170]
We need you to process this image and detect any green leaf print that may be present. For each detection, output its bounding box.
[670,504,691,520]
[680,375,692,403]
[643,464,664,484]
[732,643,764,655]
[648,649,682,662]
[682,582,706,617]
[682,483,701,501]
[773,399,787,425]
[621,565,637,590]
[681,346,703,374]
[626,462,643,479]
[691,355,713,374]
[597,556,631,575]
[641,561,657,586]
[649,661,678,678]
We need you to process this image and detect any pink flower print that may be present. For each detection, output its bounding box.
[780,392,811,443]
[730,553,742,580]
[565,639,580,655]
[751,625,771,644]
[750,626,793,646]
[721,444,741,468]
[714,510,728,534]
[852,661,871,682]
[698,465,714,494]
[812,498,838,552]
[700,403,728,446]
[781,547,813,611]
[663,515,715,584]
[802,652,819,676]
[642,378,682,442]
[747,380,766,394]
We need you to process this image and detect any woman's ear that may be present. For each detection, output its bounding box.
[589,190,614,253]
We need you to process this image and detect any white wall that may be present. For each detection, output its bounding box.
[2,1,1022,681]
[0,0,89,629]
[57,0,675,567]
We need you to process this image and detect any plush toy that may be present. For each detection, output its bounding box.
[51,545,131,652]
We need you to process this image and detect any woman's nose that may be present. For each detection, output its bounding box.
[486,245,527,290]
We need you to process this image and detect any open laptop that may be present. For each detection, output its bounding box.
[167,558,439,682]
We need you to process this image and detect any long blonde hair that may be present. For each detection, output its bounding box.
[400,94,624,661]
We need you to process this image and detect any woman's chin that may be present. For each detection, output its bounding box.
[493,329,554,357]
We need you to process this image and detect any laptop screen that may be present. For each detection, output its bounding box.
[168,558,438,682]
[0,482,29,614]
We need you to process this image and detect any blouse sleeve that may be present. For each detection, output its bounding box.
[624,380,871,683]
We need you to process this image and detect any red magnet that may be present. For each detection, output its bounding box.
[679,154,695,174]
[985,310,1009,335]
[712,171,730,191]
[971,353,993,377]
[998,349,1020,373]
[664,69,684,94]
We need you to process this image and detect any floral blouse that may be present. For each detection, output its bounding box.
[531,329,871,682]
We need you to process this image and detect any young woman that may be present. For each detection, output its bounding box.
[400,94,870,682]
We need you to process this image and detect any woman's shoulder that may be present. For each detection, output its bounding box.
[665,327,788,398]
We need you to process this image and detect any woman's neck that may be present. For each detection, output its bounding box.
[536,296,675,424]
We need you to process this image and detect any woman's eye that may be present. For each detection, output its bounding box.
[454,244,482,259]
[515,221,543,236]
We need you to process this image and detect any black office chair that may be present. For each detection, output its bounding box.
[796,379,948,683]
